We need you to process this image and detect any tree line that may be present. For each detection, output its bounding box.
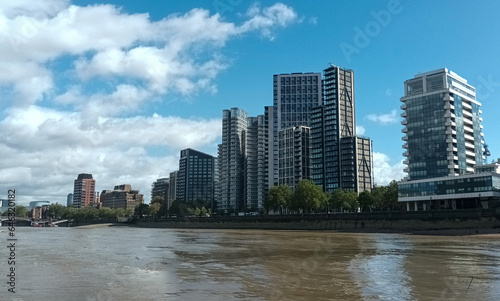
[264,179,399,213]
[1,204,135,220]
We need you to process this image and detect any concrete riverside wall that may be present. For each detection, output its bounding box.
[134,209,500,232]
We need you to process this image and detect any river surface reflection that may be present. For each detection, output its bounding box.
[1,226,499,300]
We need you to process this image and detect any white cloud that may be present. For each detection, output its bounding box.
[240,3,298,39]
[0,1,298,109]
[0,1,299,205]
[366,109,399,125]
[373,152,405,186]
[309,16,318,24]
[0,105,221,205]
[356,125,366,135]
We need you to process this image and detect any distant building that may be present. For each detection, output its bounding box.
[218,108,248,212]
[29,201,51,210]
[177,148,215,209]
[67,193,73,207]
[151,178,170,208]
[31,205,49,220]
[169,171,178,204]
[0,199,9,213]
[73,173,96,208]
[100,184,144,210]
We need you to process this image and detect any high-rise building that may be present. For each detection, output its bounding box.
[100,184,144,210]
[218,108,248,212]
[400,68,484,180]
[176,148,215,209]
[169,171,178,203]
[273,73,323,129]
[73,173,96,208]
[278,126,311,189]
[151,178,169,208]
[397,69,500,211]
[66,193,73,207]
[311,65,373,193]
[273,73,323,188]
[245,114,272,210]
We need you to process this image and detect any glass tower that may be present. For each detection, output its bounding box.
[401,68,484,180]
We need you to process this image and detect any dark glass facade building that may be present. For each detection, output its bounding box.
[278,126,311,189]
[151,178,170,208]
[177,148,215,209]
[311,65,373,193]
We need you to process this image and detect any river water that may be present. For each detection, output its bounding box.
[0,226,499,301]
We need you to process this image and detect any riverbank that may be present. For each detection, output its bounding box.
[133,208,500,236]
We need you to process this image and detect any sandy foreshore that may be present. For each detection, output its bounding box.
[72,223,131,229]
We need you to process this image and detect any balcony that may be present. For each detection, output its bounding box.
[466,158,476,165]
[400,103,406,110]
[401,111,407,118]
[401,127,408,133]
[445,128,456,135]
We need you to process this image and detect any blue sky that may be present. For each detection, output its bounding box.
[1,0,499,205]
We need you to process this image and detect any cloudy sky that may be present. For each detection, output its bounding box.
[1,0,500,205]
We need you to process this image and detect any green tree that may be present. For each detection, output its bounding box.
[15,205,28,217]
[292,179,327,213]
[357,191,374,212]
[168,199,190,216]
[200,207,208,217]
[371,186,387,211]
[151,196,164,205]
[329,189,344,212]
[385,180,399,210]
[265,185,292,214]
[148,202,161,217]
[99,207,114,219]
[113,208,125,218]
[193,207,201,217]
[125,208,134,217]
[82,207,99,220]
[343,191,358,212]
[47,204,67,219]
[329,189,358,212]
[64,207,79,219]
[135,203,150,217]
